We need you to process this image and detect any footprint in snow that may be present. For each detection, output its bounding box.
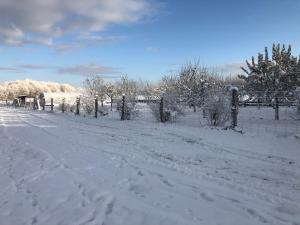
[200,192,214,202]
[246,208,268,223]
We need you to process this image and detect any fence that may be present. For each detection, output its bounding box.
[5,89,300,135]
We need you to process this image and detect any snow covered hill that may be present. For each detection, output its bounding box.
[0,79,80,100]
[0,107,299,225]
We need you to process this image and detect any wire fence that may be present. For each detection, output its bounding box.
[2,89,300,135]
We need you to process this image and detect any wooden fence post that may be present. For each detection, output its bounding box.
[275,97,279,120]
[50,98,54,112]
[42,98,45,111]
[33,97,37,110]
[110,97,113,111]
[95,96,98,118]
[231,89,238,128]
[121,94,125,120]
[160,97,165,122]
[75,97,80,115]
[62,98,65,113]
[257,96,261,109]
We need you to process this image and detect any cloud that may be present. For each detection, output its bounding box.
[0,63,120,77]
[54,34,127,53]
[57,63,120,76]
[78,34,127,44]
[0,0,153,47]
[53,43,82,53]
[0,64,52,73]
[0,66,23,73]
[19,64,52,70]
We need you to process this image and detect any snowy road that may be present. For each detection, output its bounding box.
[0,107,300,225]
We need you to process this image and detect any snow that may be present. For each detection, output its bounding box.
[229,86,239,92]
[0,106,300,225]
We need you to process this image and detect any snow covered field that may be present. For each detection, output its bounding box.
[0,106,300,225]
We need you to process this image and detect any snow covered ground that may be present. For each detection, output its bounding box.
[0,106,300,225]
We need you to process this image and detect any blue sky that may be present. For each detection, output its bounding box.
[0,0,299,86]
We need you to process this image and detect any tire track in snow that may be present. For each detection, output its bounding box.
[17,109,300,211]
[0,108,116,225]
[2,107,299,225]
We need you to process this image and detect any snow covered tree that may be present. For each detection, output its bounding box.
[137,80,160,99]
[153,75,184,120]
[116,75,138,101]
[84,76,107,106]
[239,44,300,102]
[203,89,231,126]
[104,82,116,111]
[115,75,139,119]
[176,62,216,111]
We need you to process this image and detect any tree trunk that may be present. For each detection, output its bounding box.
[110,96,113,111]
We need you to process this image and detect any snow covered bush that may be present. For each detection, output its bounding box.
[58,103,75,113]
[203,90,231,126]
[115,76,139,120]
[80,96,95,115]
[163,99,185,121]
[118,100,139,120]
[155,75,186,122]
[148,98,184,122]
[148,103,161,121]
[295,87,300,117]
[98,105,109,116]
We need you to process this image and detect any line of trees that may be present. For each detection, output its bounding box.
[82,62,242,112]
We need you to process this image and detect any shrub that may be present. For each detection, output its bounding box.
[80,96,95,115]
[148,99,184,122]
[58,103,74,112]
[295,87,300,117]
[203,90,231,126]
[118,101,139,120]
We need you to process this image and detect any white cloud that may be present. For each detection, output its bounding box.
[0,63,119,77]
[0,66,23,73]
[78,34,127,44]
[0,0,152,46]
[52,34,127,53]
[57,63,120,76]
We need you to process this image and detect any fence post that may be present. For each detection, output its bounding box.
[62,98,65,113]
[160,97,165,122]
[51,98,54,112]
[121,94,125,120]
[275,97,279,120]
[95,95,98,118]
[111,97,113,111]
[231,89,238,128]
[42,98,45,111]
[75,97,80,115]
[33,97,37,110]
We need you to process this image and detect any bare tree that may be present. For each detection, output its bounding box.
[104,82,116,111]
[116,75,138,101]
[115,75,139,119]
[176,62,219,112]
[84,76,107,107]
